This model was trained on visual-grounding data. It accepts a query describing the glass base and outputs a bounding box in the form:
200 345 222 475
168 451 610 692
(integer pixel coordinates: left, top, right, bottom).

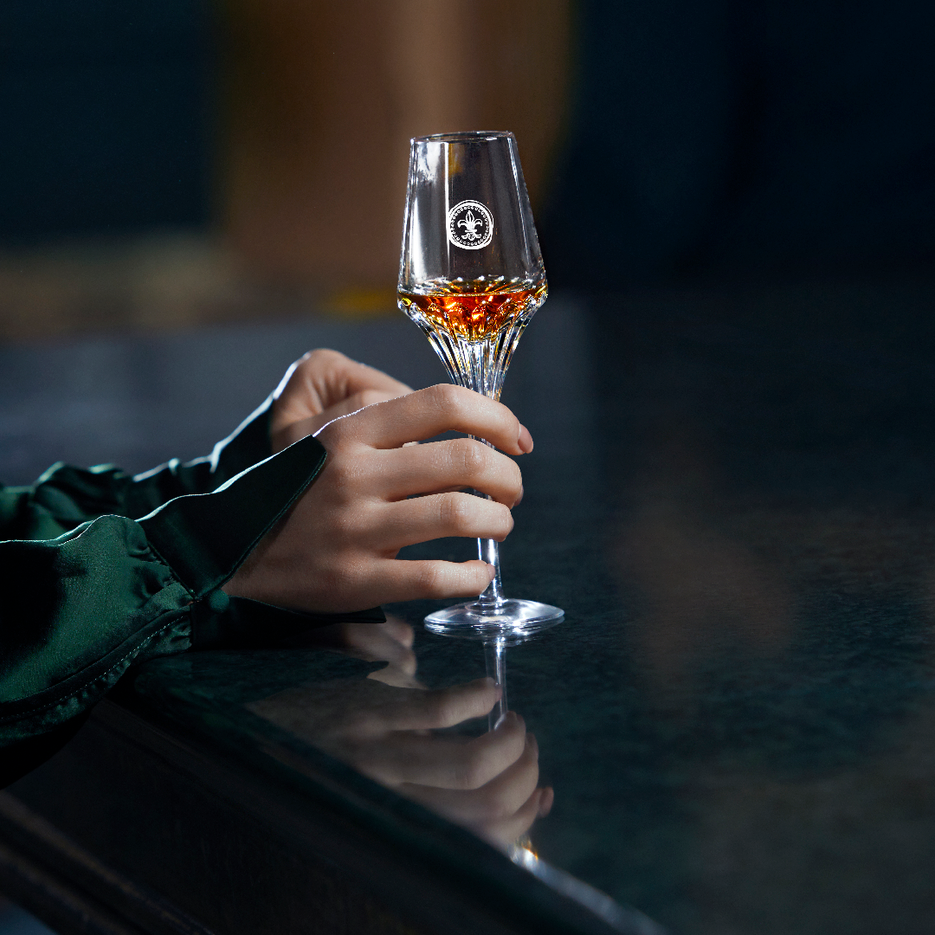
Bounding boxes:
425 598 564 638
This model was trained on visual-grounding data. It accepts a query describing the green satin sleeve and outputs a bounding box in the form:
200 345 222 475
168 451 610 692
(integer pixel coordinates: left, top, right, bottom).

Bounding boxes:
0 430 327 767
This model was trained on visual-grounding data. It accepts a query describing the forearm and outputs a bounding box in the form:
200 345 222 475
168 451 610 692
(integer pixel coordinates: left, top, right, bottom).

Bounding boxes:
0 431 328 784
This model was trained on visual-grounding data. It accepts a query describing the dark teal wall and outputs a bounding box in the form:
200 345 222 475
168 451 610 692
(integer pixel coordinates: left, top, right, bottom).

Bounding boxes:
0 0 214 244
541 0 935 286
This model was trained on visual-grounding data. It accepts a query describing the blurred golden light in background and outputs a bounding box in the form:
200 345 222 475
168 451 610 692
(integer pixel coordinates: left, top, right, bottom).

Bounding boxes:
219 0 572 301
0 0 571 338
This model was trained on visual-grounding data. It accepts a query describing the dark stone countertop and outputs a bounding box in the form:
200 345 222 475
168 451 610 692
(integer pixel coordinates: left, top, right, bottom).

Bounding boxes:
5 279 935 934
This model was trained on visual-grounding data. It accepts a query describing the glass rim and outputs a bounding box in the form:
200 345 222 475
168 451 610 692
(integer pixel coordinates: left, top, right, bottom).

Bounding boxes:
411 130 515 144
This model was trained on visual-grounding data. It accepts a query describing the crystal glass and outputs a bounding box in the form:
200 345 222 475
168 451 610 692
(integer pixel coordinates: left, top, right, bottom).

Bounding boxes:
398 131 564 636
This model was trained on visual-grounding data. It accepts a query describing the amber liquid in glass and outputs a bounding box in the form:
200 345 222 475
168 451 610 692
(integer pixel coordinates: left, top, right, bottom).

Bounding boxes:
398 280 547 343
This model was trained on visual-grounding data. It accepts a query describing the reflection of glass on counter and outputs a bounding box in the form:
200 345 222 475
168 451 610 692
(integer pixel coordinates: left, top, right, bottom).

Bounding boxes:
482 624 562 730
246 618 555 849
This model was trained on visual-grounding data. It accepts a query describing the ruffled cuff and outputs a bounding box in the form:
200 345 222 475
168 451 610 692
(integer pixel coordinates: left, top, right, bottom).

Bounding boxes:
1 432 328 763
142 430 386 648
125 396 275 517
137 430 326 599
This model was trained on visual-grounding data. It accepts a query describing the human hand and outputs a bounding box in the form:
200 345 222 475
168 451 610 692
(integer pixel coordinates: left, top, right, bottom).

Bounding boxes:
248 676 552 846
226 384 533 613
270 348 412 452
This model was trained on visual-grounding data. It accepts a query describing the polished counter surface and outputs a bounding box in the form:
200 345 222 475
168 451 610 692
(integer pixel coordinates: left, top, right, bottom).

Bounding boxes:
4 281 935 934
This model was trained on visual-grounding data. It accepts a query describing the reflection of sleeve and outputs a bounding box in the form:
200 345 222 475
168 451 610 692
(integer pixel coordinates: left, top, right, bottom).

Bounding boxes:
0 426 326 781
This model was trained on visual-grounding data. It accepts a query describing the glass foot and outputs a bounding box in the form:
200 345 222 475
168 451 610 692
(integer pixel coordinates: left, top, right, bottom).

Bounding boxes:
425 598 564 638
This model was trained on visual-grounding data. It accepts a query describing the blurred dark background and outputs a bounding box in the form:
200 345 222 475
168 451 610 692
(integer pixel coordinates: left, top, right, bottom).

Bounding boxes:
0 0 214 244
1 5 935 932
542 0 935 287
1 0 933 339
0 0 570 337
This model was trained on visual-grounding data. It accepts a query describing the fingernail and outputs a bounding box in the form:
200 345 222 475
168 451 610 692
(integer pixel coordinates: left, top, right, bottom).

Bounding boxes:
476 677 502 698
496 710 518 729
518 424 534 453
538 787 554 816
513 485 524 508
527 732 538 756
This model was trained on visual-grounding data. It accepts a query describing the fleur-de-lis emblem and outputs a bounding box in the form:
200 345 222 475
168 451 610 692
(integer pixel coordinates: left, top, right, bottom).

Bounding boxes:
447 200 494 250
458 209 483 241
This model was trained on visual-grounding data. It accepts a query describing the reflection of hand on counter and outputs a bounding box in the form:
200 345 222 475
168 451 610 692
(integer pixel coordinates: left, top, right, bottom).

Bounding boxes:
248 675 552 846
299 616 419 685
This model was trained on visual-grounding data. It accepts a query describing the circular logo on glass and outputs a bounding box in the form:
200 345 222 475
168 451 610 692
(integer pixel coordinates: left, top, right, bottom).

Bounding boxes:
447 200 494 250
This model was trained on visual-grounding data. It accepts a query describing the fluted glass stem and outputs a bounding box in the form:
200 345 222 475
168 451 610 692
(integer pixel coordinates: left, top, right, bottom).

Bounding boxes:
477 535 504 606
419 316 530 612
